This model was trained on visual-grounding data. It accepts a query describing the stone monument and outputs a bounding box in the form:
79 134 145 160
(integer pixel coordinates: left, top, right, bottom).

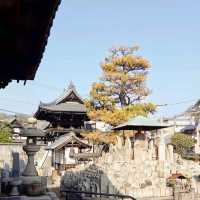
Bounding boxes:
20 124 47 196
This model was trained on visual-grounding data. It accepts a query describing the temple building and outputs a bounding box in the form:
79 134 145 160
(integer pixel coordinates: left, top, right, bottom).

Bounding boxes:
34 82 97 171
35 82 89 141
46 132 91 170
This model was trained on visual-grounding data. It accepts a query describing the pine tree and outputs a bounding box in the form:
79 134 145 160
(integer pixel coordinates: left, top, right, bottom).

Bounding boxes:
85 45 156 126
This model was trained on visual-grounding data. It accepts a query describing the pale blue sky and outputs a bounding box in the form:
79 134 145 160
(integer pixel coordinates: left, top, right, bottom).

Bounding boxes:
0 0 200 117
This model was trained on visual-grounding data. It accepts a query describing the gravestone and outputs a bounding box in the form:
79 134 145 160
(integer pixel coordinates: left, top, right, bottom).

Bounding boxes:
12 152 20 177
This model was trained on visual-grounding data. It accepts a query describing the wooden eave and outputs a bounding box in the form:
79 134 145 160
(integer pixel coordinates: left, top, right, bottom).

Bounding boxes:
0 0 61 83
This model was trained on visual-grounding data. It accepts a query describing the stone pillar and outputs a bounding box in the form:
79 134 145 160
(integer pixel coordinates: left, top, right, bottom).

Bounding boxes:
12 152 20 177
159 136 166 161
195 124 200 154
134 133 147 161
168 144 174 163
148 139 154 160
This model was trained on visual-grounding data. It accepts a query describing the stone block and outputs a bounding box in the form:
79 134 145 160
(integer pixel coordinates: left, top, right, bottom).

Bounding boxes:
21 176 47 196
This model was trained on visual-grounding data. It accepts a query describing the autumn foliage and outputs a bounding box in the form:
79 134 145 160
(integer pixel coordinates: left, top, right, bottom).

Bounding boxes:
81 131 118 144
85 45 156 127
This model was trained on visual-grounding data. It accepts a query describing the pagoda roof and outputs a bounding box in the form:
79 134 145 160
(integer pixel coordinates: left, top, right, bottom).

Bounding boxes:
35 83 87 117
0 0 61 88
40 102 86 113
42 82 84 106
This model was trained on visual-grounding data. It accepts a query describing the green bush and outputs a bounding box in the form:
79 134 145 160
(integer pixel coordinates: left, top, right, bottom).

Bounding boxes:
171 133 196 156
0 123 12 143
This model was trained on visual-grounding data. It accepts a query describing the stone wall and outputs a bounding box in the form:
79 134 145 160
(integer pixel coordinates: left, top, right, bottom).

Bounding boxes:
0 143 25 174
61 136 200 199
61 137 172 199
96 137 173 198
0 143 47 175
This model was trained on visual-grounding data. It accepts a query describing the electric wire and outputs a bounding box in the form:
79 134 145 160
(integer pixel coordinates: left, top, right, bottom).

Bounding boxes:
0 80 200 115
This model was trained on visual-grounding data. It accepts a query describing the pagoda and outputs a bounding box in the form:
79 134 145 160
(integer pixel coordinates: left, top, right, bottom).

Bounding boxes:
34 82 89 140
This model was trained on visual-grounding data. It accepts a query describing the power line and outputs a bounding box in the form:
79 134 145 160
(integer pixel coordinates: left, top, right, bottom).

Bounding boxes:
0 94 199 108
157 98 198 107
0 97 38 106
33 81 200 107
21 79 200 108
0 108 29 115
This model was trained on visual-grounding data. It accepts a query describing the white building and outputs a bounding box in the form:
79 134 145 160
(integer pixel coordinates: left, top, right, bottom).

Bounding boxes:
164 100 200 153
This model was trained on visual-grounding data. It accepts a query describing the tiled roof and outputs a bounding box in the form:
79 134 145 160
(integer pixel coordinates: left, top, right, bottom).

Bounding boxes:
35 83 87 117
47 132 90 150
41 102 87 113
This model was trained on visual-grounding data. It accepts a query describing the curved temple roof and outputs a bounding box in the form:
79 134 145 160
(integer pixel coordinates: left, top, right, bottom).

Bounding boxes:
35 83 87 119
39 102 87 113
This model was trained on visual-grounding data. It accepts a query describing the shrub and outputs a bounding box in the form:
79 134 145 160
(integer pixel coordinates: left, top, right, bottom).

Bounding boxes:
171 133 196 156
0 123 12 143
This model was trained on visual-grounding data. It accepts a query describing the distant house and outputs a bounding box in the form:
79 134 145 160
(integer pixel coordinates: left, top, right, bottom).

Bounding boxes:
85 121 112 132
165 115 196 135
9 118 24 141
164 100 200 153
0 117 25 142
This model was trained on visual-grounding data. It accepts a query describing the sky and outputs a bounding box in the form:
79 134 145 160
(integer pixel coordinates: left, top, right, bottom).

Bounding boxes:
0 0 200 118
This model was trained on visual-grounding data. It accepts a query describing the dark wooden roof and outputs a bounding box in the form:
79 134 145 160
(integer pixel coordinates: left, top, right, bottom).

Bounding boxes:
39 102 87 113
35 83 87 119
0 0 61 88
9 118 24 129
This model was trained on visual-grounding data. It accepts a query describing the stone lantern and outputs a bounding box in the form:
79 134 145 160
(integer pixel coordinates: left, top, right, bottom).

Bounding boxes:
21 127 45 176
20 127 48 196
